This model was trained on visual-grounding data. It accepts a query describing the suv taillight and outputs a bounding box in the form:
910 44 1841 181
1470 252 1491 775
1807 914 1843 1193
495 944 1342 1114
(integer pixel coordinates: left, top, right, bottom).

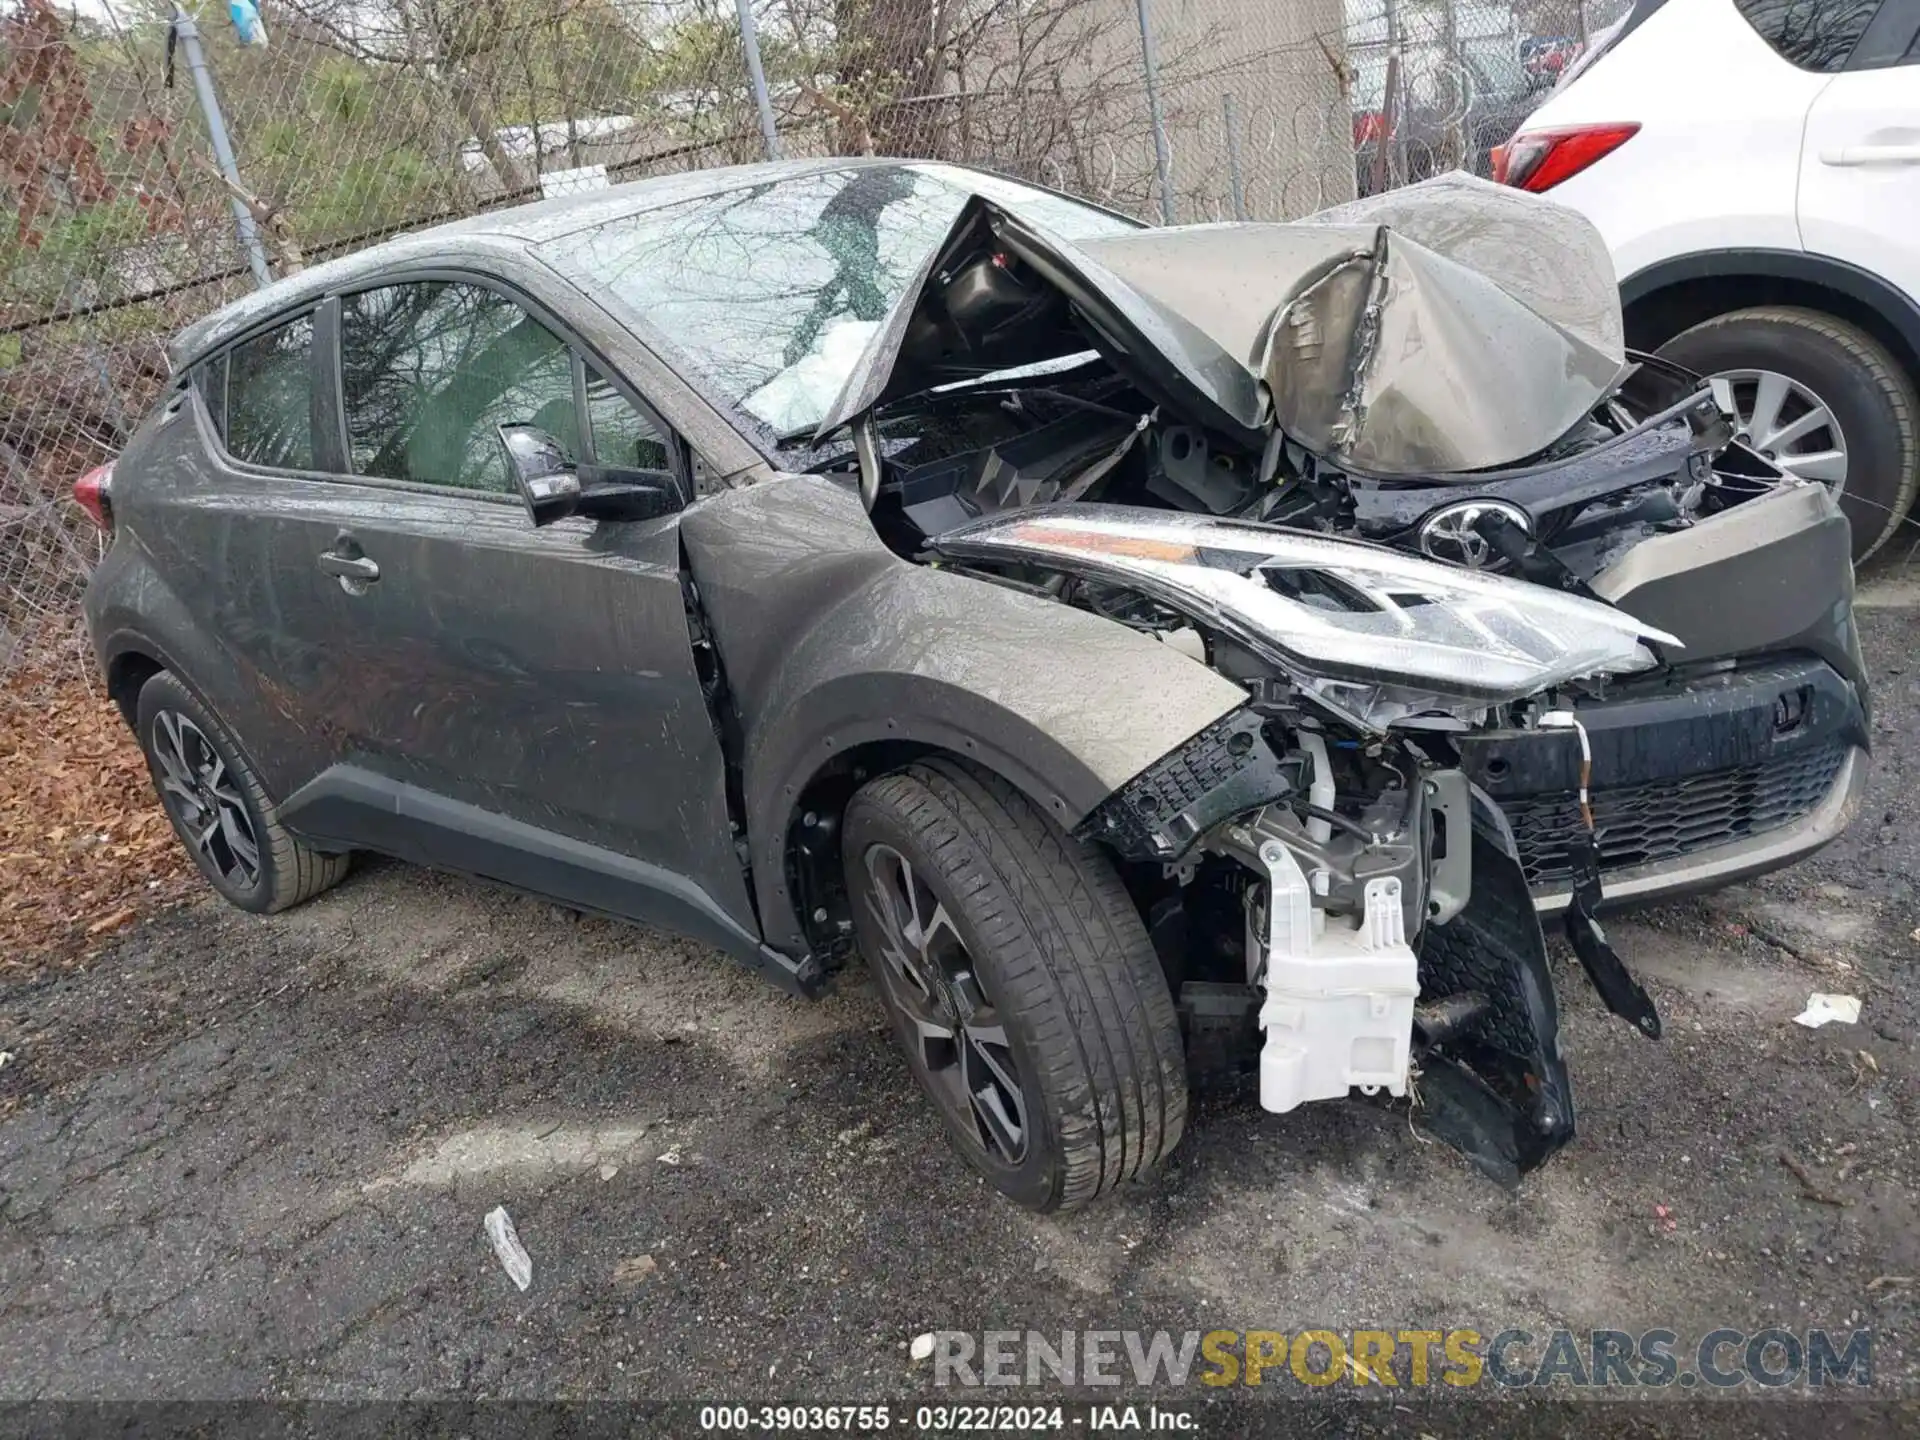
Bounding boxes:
74 462 114 530
1493 123 1640 192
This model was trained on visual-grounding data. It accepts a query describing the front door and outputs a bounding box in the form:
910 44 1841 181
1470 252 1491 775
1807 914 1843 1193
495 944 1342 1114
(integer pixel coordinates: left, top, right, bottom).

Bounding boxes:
277 277 756 938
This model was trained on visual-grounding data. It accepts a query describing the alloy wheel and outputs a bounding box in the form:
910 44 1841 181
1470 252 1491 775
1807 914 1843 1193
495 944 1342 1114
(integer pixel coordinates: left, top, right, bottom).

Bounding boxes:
860 842 1030 1165
1708 369 1850 498
151 709 261 891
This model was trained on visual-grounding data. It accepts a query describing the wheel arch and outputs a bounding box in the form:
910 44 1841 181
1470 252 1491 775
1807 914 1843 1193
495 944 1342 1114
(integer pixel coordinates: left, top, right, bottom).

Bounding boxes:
96 628 277 789
779 736 976 965
748 674 1198 962
105 646 167 729
1620 249 1920 386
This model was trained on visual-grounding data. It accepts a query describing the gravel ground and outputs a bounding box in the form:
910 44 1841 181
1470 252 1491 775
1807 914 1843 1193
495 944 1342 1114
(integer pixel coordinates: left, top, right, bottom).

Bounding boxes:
2 586 1917 1434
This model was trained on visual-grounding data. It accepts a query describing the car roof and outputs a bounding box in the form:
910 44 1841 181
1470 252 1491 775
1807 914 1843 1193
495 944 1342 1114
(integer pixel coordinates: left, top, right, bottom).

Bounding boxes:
167 156 914 370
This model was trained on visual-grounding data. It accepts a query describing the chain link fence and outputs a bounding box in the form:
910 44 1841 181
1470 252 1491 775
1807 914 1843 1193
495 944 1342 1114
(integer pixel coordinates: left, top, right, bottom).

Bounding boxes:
2 0 1626 692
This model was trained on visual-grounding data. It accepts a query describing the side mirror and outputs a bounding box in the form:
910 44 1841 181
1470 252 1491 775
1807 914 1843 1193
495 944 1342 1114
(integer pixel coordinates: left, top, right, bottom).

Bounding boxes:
573 467 683 522
499 422 685 525
499 423 581 527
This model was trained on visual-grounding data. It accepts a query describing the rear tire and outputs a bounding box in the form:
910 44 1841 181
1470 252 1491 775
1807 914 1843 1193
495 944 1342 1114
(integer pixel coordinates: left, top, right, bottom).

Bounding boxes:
136 671 350 914
843 758 1187 1211
1657 306 1920 562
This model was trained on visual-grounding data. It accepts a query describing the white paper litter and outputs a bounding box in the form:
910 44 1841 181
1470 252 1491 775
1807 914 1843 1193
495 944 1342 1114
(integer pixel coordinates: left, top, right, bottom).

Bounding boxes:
1792 993 1861 1029
485 1205 533 1291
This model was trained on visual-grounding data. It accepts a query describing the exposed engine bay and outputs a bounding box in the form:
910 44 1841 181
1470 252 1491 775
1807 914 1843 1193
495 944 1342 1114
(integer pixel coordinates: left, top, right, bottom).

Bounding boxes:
857 346 1782 589
798 174 1819 1180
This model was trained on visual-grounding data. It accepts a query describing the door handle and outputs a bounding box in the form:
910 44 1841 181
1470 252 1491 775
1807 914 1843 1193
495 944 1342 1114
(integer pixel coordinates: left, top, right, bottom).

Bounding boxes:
318 535 380 593
1819 144 1920 167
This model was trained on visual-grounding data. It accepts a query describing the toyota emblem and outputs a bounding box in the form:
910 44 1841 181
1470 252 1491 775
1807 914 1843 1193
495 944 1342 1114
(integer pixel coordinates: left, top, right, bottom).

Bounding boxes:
1415 499 1534 570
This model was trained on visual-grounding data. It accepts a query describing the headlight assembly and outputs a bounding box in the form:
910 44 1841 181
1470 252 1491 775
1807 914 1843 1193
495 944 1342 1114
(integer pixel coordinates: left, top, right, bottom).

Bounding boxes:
931 505 1679 730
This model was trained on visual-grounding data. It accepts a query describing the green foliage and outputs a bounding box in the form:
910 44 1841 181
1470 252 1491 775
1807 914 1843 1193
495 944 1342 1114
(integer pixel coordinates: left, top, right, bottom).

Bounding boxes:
312 57 374 125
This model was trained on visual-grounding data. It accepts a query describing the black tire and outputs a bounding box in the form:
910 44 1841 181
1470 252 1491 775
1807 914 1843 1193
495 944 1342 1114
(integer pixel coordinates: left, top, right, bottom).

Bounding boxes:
135 671 350 914
842 758 1186 1211
1658 306 1920 562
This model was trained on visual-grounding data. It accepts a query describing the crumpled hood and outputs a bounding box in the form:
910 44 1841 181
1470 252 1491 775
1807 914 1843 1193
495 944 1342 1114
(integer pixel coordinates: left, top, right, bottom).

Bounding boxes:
818 172 1628 477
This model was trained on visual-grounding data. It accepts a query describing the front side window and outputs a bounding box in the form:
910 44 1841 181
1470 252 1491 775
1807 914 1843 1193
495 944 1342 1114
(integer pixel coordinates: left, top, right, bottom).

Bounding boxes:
1735 0 1881 71
585 364 670 471
193 355 227 439
339 281 578 493
225 314 313 470
538 165 1138 444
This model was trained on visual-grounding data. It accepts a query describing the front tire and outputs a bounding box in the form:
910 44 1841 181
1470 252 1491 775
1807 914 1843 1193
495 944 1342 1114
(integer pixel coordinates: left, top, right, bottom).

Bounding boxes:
1658 306 1920 562
136 671 350 914
843 758 1187 1211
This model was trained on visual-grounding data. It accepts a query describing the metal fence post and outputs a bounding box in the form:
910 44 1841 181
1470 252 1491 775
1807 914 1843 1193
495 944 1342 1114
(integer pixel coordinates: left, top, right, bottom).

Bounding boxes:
170 5 272 288
1222 93 1247 221
1383 0 1408 190
1132 0 1175 224
734 0 784 162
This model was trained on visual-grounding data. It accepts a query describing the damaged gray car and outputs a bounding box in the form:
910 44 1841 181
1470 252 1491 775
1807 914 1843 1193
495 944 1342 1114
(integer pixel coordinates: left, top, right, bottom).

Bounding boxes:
82 160 1865 1210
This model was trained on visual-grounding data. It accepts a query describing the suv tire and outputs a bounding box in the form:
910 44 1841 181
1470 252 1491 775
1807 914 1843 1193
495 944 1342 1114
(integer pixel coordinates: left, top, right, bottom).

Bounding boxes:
843 758 1187 1211
136 671 350 914
1658 306 1920 562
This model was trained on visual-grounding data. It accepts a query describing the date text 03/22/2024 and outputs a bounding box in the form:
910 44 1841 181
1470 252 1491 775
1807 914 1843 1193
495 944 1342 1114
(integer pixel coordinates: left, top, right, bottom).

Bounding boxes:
697 1405 1194 1431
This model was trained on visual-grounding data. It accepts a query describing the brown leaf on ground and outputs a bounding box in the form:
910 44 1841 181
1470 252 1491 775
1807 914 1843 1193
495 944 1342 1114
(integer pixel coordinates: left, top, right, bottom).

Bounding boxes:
0 671 194 977
84 905 138 936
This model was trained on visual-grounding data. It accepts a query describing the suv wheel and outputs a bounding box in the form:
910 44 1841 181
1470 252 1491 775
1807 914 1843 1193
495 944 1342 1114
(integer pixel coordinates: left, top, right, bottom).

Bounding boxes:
842 758 1187 1211
1658 306 1920 562
136 671 351 914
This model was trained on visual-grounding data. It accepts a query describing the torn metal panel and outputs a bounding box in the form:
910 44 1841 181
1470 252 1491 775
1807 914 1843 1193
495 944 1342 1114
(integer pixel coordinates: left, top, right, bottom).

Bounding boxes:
1264 228 1627 475
1301 170 1626 361
820 173 1630 477
814 195 1261 445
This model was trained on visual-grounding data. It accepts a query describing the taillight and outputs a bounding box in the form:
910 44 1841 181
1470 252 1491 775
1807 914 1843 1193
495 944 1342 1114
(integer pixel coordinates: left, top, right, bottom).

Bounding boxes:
1494 123 1640 193
74 462 114 530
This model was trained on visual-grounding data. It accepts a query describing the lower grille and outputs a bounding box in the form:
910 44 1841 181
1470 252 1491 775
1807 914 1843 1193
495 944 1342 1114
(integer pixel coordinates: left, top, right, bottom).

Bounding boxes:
1504 740 1849 890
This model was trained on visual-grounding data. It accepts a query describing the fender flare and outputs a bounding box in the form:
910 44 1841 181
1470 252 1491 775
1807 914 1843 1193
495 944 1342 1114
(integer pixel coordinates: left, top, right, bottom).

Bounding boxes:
1619 248 1920 374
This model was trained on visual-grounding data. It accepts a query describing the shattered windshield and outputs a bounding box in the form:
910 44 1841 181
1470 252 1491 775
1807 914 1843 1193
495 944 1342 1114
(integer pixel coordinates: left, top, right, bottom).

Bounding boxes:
538 164 1138 447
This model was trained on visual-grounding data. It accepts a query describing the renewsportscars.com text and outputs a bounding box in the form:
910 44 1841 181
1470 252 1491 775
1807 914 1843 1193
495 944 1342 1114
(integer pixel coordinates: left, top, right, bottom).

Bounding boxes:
929 1327 1873 1390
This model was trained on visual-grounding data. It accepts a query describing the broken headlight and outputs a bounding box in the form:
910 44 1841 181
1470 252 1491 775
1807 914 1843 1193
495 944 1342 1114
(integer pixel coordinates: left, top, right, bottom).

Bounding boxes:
930 505 1679 730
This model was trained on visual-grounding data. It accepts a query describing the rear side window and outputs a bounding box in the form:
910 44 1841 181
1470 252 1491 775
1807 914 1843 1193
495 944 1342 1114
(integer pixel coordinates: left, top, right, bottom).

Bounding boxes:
1735 0 1882 71
339 281 577 494
225 314 314 470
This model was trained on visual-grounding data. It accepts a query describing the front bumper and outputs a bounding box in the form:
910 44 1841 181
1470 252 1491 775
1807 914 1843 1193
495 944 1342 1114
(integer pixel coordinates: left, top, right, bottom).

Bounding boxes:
1528 744 1865 913
1456 656 1870 912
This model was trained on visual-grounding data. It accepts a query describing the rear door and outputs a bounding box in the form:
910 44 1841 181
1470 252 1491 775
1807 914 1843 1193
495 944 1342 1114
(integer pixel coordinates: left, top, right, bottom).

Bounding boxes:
1797 0 1920 304
254 275 756 937
159 306 343 803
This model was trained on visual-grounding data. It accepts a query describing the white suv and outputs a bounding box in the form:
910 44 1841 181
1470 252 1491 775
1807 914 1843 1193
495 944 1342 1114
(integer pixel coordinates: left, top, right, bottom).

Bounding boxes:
1499 0 1920 560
